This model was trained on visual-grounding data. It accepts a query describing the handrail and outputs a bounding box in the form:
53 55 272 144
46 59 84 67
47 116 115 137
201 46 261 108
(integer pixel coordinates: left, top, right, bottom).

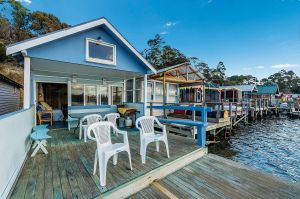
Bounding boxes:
147 105 212 147
147 105 212 112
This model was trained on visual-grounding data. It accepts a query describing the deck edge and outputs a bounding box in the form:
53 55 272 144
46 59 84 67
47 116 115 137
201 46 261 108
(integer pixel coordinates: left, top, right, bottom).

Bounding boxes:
98 147 208 199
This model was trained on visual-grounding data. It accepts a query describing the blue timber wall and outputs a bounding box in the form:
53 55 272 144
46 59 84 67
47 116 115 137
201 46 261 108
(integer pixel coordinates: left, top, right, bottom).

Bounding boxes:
27 26 148 74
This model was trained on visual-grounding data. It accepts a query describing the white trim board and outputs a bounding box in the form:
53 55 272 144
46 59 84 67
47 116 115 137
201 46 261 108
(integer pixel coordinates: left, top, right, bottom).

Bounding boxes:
6 18 157 74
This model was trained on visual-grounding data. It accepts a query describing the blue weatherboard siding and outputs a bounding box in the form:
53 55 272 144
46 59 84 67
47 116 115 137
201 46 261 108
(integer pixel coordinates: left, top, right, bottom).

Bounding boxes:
27 26 148 74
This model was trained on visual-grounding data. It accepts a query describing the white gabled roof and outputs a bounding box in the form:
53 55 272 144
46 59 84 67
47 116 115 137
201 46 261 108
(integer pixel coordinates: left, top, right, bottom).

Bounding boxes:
6 17 156 73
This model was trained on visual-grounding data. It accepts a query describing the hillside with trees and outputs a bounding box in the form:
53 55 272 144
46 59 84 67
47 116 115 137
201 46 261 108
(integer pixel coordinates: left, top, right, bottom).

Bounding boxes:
0 0 69 85
1 1 299 94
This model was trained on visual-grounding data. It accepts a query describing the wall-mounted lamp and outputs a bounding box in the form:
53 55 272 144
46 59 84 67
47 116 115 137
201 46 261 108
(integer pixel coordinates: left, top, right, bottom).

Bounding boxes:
71 74 78 83
102 78 106 85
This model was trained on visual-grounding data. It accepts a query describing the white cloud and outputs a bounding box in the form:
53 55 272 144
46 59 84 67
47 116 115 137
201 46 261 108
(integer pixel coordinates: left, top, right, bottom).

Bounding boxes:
16 0 32 4
164 21 177 28
271 64 299 69
159 31 168 35
255 65 265 69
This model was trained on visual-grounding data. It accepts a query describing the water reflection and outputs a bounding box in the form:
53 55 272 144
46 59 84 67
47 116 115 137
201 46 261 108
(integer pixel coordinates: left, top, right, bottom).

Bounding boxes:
209 116 300 183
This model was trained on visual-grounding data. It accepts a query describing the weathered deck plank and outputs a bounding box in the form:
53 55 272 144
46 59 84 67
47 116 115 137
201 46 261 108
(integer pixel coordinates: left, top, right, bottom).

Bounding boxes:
129 154 300 199
9 128 199 199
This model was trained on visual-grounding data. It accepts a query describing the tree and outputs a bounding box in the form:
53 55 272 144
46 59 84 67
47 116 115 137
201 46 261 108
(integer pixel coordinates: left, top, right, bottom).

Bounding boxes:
0 0 69 44
9 0 33 41
0 0 70 86
210 61 227 85
142 34 189 69
226 75 258 85
29 11 69 35
268 70 300 93
195 61 211 80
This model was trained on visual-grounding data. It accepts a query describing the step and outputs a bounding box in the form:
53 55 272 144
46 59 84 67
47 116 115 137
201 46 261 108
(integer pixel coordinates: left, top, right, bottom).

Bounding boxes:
98 147 208 199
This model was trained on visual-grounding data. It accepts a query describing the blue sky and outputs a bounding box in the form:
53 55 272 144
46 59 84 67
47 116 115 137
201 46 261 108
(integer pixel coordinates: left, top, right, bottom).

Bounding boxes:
19 0 300 79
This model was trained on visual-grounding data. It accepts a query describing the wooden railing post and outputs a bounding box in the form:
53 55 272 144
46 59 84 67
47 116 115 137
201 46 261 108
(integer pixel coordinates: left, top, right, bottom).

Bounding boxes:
198 107 207 147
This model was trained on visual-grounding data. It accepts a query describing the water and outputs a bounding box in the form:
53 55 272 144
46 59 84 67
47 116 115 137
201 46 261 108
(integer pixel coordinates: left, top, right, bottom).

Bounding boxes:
209 116 300 183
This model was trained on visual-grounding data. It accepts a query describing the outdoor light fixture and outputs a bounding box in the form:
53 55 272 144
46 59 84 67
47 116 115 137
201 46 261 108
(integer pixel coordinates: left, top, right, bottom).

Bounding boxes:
102 78 106 85
71 74 78 83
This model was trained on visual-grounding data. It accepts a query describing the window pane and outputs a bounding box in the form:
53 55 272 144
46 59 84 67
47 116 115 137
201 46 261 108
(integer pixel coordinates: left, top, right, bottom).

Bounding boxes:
135 78 144 103
84 85 97 105
147 83 152 102
169 84 178 96
155 82 163 102
126 79 133 90
126 91 133 102
71 84 84 106
135 90 143 102
168 96 177 103
88 41 114 61
100 86 108 105
112 87 122 105
156 83 163 95
135 78 144 90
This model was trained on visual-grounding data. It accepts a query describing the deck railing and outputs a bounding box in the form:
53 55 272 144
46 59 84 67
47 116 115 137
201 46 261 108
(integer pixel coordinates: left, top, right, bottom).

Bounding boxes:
0 105 35 199
147 105 212 147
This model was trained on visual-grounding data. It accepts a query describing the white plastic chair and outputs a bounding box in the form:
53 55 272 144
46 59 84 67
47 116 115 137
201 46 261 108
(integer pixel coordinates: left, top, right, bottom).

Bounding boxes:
80 114 102 142
135 116 170 164
87 121 133 186
103 113 120 135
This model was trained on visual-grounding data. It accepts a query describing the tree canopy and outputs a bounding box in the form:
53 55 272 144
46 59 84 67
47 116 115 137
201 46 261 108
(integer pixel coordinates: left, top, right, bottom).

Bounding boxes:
0 0 69 50
267 70 300 93
142 34 190 69
142 34 227 85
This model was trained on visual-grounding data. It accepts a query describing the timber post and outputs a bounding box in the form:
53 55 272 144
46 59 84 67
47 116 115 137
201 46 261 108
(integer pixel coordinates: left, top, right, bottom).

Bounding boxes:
198 106 208 147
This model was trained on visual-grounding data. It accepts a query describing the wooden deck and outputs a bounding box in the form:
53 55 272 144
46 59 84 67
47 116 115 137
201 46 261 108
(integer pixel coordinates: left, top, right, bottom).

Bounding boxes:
10 128 201 199
130 154 300 199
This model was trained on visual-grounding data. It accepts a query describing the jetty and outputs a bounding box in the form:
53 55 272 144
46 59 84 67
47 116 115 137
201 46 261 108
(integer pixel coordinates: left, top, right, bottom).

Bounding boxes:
10 129 300 199
130 154 300 199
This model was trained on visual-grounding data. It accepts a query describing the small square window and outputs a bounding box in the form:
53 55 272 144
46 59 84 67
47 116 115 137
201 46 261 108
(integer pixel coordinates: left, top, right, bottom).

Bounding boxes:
86 38 116 65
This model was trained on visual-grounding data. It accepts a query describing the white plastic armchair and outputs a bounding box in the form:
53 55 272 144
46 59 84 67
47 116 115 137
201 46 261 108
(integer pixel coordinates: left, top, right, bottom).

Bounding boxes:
103 113 120 135
80 114 102 142
135 116 170 164
87 121 133 186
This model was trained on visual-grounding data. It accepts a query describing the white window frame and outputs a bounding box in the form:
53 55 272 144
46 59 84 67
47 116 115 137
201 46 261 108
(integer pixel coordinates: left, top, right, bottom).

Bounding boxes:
86 38 116 65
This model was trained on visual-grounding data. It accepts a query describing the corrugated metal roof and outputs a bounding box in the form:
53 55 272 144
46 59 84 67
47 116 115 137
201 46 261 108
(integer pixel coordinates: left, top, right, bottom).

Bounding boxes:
220 84 257 92
0 74 22 88
257 85 279 95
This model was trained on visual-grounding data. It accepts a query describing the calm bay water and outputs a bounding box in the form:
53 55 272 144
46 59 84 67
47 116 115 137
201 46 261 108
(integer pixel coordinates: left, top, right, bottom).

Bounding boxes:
209 117 300 183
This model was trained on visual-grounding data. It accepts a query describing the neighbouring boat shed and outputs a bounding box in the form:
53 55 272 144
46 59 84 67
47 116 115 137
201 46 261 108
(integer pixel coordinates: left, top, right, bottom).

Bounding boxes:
256 84 279 105
0 74 22 115
148 62 206 105
220 84 257 102
205 82 222 103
